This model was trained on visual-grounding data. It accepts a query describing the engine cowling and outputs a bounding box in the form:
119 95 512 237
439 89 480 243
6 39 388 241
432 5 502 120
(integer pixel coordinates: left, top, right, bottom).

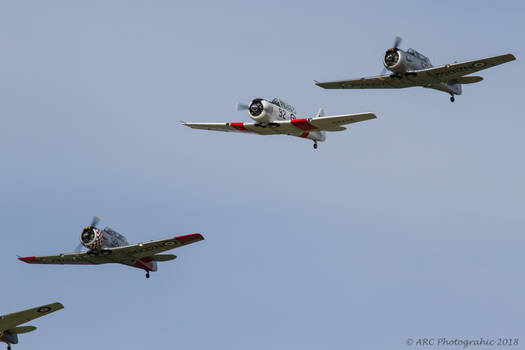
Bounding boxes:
248 98 274 124
80 227 104 250
383 48 407 73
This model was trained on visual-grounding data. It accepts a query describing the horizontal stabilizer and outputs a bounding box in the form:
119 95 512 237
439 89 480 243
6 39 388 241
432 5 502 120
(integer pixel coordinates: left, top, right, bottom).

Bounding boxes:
150 254 177 262
452 76 483 84
7 326 37 334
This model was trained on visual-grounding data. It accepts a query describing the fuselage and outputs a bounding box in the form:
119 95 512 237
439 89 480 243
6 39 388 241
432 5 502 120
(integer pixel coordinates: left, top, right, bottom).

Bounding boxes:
383 47 461 95
80 226 158 272
247 98 326 141
247 97 297 124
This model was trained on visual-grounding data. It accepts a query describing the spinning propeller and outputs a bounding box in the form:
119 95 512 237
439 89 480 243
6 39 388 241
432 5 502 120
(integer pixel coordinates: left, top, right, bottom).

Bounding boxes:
391 35 403 50
236 103 249 111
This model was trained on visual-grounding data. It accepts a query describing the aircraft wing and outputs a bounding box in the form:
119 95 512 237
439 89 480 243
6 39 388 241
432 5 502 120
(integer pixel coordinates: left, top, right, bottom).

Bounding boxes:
275 113 377 132
107 233 204 260
0 303 63 331
315 75 413 89
415 53 515 81
18 234 204 265
18 252 110 265
182 121 275 135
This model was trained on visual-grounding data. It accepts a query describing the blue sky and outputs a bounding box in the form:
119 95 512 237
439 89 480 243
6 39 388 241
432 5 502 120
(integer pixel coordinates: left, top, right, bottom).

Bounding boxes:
0 1 524 349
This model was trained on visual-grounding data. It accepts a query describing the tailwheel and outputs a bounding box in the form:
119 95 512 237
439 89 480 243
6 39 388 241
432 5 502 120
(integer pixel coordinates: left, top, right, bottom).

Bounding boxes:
7 345 11 350
313 141 318 150
146 271 150 279
450 95 455 103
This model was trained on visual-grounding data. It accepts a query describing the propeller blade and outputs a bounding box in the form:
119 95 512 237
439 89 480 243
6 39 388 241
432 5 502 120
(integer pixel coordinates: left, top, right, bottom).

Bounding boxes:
90 216 100 228
236 103 249 111
392 35 403 49
74 242 84 253
380 67 387 76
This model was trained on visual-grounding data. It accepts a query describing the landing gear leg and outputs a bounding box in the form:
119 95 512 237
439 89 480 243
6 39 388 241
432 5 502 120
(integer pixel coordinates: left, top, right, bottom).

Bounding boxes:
146 271 150 279
450 94 455 103
313 141 318 150
7 344 11 350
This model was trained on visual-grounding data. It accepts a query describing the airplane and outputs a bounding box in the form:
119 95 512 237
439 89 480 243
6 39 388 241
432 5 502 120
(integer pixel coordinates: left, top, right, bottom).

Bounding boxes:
315 36 516 102
18 217 204 279
182 97 376 149
0 302 63 350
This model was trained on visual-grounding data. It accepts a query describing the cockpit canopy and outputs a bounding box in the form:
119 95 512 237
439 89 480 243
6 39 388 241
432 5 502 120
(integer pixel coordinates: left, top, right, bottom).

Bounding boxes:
271 98 296 114
406 48 431 65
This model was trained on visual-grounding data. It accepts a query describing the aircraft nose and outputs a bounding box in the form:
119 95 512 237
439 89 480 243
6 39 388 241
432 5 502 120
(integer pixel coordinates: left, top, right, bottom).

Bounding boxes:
249 100 264 117
81 228 95 244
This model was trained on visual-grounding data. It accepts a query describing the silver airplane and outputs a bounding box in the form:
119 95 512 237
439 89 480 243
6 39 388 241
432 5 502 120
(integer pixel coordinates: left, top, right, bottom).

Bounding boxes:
0 302 63 350
182 97 376 149
315 36 516 102
19 216 204 279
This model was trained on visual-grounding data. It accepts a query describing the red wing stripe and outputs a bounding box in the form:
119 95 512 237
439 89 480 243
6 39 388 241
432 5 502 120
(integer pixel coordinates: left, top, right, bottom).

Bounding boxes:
299 132 309 138
18 256 38 263
291 119 317 130
230 122 248 131
174 233 205 244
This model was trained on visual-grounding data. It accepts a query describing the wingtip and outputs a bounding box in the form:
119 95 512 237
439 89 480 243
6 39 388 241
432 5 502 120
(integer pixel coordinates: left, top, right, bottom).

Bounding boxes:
174 233 205 243
48 302 65 310
18 256 37 263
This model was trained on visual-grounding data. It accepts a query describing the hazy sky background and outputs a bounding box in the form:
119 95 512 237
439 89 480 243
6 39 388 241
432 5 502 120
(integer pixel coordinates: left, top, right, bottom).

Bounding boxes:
1 1 524 349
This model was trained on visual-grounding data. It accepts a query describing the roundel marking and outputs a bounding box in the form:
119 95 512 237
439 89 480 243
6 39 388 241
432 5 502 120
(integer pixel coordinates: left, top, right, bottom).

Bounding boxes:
38 307 52 313
164 241 176 246
473 62 487 68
